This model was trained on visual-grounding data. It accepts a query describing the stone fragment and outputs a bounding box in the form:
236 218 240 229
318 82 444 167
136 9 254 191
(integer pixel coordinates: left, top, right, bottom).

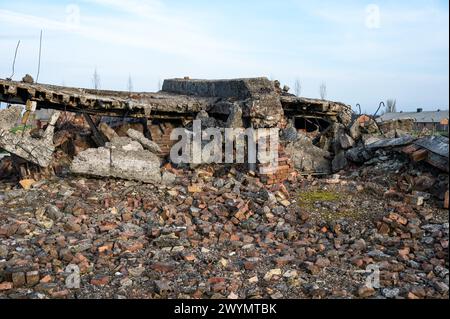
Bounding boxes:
12 272 26 288
285 133 331 174
19 179 36 190
264 269 282 281
0 282 13 290
91 275 110 286
45 205 63 221
315 257 331 268
98 122 119 141
127 128 162 154
154 280 171 294
382 288 400 299
357 286 375 298
26 271 40 286
162 171 177 185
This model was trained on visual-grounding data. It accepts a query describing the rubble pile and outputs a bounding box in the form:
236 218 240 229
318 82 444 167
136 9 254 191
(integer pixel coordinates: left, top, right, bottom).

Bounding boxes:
0 76 448 299
0 168 448 299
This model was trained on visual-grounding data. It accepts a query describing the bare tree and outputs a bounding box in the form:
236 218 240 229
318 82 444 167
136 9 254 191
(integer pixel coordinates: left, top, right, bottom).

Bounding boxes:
319 82 327 100
385 99 397 113
127 75 133 93
294 78 302 97
92 68 101 90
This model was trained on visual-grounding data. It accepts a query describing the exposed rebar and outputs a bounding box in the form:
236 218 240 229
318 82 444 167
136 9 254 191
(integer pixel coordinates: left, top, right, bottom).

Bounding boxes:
9 40 21 80
36 30 43 83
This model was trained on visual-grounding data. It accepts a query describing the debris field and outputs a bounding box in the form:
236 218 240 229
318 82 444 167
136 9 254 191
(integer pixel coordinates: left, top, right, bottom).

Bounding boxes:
0 75 448 299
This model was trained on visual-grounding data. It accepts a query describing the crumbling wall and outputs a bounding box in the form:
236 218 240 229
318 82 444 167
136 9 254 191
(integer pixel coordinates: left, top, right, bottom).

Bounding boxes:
148 122 178 156
378 118 415 135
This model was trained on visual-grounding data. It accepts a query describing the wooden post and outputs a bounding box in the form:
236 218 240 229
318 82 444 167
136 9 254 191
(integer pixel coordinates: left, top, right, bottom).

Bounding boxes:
82 113 106 147
444 190 449 210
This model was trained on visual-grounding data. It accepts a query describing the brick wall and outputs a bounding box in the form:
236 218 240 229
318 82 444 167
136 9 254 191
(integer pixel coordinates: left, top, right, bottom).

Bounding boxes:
148 121 178 157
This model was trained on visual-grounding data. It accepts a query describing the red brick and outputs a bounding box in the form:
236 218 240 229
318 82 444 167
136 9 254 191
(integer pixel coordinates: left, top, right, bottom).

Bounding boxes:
91 275 110 286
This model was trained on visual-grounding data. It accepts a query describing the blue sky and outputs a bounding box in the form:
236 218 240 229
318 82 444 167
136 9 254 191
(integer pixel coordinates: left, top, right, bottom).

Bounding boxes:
0 0 448 113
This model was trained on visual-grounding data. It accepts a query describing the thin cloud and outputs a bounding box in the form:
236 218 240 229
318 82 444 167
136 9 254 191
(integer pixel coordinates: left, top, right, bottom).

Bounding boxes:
0 0 447 111
0 3 248 66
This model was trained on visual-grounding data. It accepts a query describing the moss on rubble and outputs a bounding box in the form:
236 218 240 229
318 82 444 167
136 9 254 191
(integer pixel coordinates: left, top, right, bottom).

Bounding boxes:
299 189 368 222
9 125 32 134
299 190 340 206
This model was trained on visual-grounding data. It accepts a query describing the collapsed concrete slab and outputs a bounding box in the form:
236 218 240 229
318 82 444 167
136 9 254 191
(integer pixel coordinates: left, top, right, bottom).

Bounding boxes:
126 128 162 154
246 94 284 128
162 77 274 99
70 138 162 183
345 134 449 173
109 136 144 152
285 133 331 174
0 105 23 129
0 110 60 167
412 135 449 172
414 135 449 158
365 135 416 150
162 78 285 128
0 78 218 119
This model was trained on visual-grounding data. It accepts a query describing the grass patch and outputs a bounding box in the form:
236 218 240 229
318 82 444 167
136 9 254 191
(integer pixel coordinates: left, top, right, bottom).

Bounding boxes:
298 190 365 222
298 189 341 211
9 125 32 134
299 190 340 205
318 209 363 222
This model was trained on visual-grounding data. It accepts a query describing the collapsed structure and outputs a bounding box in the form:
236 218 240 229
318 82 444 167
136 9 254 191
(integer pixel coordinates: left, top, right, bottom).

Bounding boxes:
0 76 448 199
0 77 353 181
1 76 449 300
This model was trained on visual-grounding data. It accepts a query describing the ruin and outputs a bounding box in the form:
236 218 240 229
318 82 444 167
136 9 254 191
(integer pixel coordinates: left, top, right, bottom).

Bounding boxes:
0 75 447 189
0 76 448 300
0 77 354 183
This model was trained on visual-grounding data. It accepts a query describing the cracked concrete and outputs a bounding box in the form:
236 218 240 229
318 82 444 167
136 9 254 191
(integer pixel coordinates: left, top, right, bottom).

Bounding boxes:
0 110 60 167
70 137 162 183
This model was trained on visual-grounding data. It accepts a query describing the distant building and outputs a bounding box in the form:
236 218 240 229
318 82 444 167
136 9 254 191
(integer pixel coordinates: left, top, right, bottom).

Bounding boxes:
377 109 449 132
